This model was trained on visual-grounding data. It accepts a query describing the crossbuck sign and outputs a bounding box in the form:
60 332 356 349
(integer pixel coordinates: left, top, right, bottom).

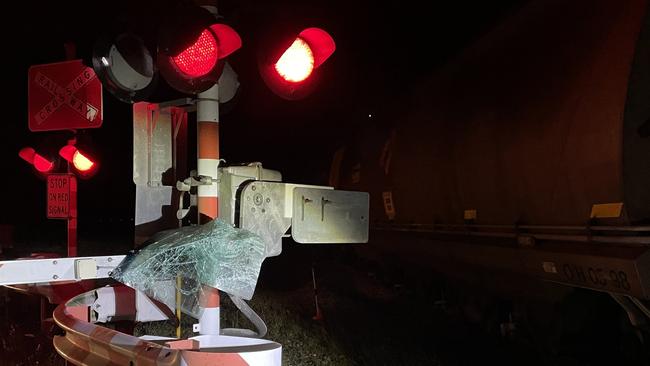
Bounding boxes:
28 60 103 131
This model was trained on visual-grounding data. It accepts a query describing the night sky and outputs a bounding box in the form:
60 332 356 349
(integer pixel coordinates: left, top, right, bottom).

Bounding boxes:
0 0 525 246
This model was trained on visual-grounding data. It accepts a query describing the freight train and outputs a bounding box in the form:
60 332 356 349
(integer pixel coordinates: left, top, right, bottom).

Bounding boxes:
331 0 650 360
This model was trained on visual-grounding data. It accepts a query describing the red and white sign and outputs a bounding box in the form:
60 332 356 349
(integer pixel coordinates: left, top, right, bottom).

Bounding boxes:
47 174 76 219
28 60 102 132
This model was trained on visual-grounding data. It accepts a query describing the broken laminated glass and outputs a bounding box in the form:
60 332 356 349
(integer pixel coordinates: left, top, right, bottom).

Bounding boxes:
110 219 266 318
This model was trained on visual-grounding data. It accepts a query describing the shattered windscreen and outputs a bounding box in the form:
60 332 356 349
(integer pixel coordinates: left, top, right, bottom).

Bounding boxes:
110 219 266 318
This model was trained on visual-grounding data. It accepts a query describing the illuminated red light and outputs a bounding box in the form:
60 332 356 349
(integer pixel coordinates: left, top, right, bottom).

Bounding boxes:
72 151 94 172
34 154 54 173
259 27 334 100
172 30 218 77
158 23 241 94
19 147 54 173
59 145 96 175
275 38 314 82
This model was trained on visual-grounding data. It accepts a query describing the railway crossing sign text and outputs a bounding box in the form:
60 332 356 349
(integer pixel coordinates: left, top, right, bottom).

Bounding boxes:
28 60 103 131
47 174 76 219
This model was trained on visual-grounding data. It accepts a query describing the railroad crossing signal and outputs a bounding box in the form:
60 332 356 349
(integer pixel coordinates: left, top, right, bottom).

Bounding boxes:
259 27 336 100
92 4 241 101
90 5 337 103
18 142 85 257
59 144 98 178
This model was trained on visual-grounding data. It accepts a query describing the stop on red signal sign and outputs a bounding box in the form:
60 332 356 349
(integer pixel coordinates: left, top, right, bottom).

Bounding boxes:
47 174 76 219
28 60 103 132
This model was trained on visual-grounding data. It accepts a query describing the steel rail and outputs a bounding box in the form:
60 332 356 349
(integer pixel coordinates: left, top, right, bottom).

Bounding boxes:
375 223 650 232
373 224 650 245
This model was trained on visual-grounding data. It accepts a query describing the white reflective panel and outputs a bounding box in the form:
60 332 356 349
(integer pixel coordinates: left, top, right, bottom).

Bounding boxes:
292 188 369 244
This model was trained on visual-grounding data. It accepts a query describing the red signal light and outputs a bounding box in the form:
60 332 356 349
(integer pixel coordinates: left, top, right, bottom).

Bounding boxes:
172 30 219 77
72 150 95 172
59 145 97 177
34 154 54 173
158 23 241 94
275 38 314 82
19 147 54 173
259 27 335 100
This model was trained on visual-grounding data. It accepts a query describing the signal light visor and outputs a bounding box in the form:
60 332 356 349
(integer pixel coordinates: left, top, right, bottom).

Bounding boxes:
19 147 54 173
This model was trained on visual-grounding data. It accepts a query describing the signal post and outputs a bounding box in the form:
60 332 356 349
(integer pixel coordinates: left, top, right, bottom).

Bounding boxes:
24 59 103 257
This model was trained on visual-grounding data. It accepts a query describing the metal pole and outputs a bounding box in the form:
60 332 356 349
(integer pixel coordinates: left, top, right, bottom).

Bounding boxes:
67 145 78 257
67 182 77 257
196 84 220 223
176 275 182 338
196 82 221 335
64 42 78 258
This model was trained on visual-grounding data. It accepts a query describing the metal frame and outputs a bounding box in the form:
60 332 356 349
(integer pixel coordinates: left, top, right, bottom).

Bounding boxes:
0 255 125 286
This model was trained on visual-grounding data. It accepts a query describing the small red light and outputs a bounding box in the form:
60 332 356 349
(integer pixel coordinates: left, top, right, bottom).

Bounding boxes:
33 154 54 173
275 38 315 83
19 147 53 173
172 30 219 77
59 145 96 175
72 151 94 172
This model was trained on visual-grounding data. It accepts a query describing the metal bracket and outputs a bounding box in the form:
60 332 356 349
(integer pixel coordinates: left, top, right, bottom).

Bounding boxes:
176 174 219 191
158 97 197 112
0 255 125 286
176 172 220 220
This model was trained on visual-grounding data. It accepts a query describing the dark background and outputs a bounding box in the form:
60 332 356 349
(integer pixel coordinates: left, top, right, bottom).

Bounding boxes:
0 0 524 250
